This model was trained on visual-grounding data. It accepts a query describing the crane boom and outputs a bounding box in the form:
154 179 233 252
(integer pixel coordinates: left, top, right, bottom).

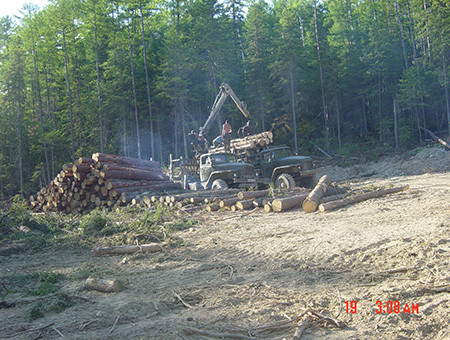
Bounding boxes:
199 83 252 137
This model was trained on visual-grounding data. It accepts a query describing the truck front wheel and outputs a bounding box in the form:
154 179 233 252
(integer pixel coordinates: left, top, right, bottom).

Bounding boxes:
211 179 229 190
274 173 296 190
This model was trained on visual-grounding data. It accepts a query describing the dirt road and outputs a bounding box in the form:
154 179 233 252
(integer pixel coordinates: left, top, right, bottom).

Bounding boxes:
1 171 449 339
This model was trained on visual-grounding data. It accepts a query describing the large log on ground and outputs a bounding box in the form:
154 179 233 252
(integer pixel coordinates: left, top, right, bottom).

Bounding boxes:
272 194 309 212
219 197 240 208
318 185 410 212
92 243 165 256
237 189 269 200
236 199 255 210
84 277 125 292
302 175 332 213
252 197 265 207
320 193 348 204
92 153 161 169
206 204 220 212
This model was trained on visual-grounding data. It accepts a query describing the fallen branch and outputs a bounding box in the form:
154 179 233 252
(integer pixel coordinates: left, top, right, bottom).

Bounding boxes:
92 243 165 256
172 290 193 309
420 127 450 150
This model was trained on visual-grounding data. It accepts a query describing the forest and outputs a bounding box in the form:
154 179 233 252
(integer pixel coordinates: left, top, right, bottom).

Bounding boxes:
0 0 448 198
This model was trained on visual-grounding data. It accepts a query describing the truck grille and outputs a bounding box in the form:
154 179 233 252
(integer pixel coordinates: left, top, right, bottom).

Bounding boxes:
241 166 254 178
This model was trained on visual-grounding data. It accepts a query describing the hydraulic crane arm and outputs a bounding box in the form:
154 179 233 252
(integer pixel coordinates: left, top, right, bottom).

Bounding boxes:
199 83 252 137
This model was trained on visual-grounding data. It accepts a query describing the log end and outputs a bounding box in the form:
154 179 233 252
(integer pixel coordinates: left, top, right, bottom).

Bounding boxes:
302 199 318 213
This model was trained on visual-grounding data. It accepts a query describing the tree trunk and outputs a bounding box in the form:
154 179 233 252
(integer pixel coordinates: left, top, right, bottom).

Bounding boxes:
393 96 399 148
62 27 75 162
127 29 141 159
32 44 50 184
313 0 329 149
318 185 409 212
93 0 103 153
289 65 298 153
139 0 154 160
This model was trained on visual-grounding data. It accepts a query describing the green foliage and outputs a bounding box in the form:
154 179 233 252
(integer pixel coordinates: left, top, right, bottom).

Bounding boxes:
0 0 448 199
79 209 111 235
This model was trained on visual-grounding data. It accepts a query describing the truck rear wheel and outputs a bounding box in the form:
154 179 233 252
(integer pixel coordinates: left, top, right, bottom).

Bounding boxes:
274 173 296 190
211 179 228 190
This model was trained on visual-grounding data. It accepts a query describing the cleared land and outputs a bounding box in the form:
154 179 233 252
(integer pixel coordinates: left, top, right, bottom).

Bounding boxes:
1 147 449 339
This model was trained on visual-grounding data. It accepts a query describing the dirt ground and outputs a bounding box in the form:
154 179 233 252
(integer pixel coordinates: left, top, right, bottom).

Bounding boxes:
1 147 449 339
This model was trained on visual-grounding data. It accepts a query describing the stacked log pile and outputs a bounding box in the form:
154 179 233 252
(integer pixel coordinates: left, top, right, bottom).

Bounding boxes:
209 131 273 153
29 154 182 213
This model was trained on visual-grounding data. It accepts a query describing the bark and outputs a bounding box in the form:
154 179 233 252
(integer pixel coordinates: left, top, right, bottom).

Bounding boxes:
289 65 298 153
393 96 399 148
236 199 254 210
271 194 308 212
219 197 240 208
93 0 103 152
92 153 160 169
318 185 409 212
32 43 50 184
313 0 329 149
139 0 154 160
237 189 269 200
127 29 141 159
302 175 332 212
62 27 75 162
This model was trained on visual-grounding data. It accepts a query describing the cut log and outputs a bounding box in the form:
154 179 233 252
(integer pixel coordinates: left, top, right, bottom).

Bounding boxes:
272 194 309 212
318 185 410 212
237 189 269 200
92 243 165 256
302 175 332 213
100 169 168 181
219 198 240 208
92 153 161 169
84 277 125 293
320 193 348 204
75 157 94 166
206 204 220 212
252 197 264 207
236 199 255 210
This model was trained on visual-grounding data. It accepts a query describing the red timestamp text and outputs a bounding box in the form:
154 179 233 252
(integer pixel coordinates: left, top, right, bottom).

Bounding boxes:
344 300 419 314
376 300 419 314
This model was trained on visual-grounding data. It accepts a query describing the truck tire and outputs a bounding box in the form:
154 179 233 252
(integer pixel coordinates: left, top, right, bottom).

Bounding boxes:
211 179 229 190
274 173 296 190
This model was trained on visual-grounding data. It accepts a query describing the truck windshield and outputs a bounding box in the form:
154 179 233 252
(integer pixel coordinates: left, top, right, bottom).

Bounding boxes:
211 154 236 163
273 148 295 158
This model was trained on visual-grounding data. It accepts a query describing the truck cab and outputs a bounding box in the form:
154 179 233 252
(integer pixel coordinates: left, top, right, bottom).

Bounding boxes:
252 146 316 189
198 152 259 190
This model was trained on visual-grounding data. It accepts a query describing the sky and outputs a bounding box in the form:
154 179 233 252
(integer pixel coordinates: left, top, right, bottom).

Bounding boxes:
0 0 50 19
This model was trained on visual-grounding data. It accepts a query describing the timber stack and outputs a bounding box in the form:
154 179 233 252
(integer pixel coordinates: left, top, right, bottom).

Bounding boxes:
209 131 273 153
29 153 182 214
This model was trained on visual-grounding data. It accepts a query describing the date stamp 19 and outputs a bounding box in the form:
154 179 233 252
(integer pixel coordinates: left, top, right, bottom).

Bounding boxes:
344 300 419 314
